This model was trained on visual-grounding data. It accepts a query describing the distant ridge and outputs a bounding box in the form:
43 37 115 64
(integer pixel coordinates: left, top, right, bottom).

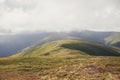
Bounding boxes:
1 30 120 57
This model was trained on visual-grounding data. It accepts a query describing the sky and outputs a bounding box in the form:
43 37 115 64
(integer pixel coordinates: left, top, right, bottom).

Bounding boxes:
0 0 120 34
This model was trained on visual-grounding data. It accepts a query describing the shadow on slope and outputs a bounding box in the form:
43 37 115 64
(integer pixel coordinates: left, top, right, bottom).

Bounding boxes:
61 43 120 56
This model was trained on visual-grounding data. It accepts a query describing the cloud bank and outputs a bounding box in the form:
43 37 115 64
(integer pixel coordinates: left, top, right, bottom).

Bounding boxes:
0 0 120 34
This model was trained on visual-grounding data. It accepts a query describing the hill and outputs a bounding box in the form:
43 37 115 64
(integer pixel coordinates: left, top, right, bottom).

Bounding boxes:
1 40 120 80
14 40 120 57
0 32 75 57
0 32 50 57
69 30 120 47
25 32 75 50
1 30 120 57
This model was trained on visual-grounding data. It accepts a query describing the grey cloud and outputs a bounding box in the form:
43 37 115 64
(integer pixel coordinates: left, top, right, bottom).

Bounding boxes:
0 27 12 34
0 0 120 33
4 0 38 11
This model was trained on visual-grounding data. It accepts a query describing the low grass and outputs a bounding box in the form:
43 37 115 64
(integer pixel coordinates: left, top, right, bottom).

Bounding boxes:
0 40 120 80
0 56 120 80
14 40 120 57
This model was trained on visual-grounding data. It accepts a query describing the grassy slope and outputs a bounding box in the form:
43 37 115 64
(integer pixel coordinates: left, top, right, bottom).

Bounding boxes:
0 40 120 80
15 40 120 57
22 33 76 51
0 56 120 80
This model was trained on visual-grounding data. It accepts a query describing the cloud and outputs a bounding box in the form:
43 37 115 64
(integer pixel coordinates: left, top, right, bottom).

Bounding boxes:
5 0 38 11
0 0 120 34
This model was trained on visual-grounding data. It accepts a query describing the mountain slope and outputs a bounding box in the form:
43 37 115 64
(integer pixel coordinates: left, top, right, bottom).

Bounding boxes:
104 32 120 47
14 40 120 57
69 30 111 44
1 40 120 80
1 30 120 57
24 32 76 50
0 32 51 57
0 32 76 57
69 31 120 47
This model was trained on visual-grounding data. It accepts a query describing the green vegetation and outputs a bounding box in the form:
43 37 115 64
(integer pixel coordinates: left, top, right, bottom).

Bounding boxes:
0 40 120 80
15 40 120 57
0 56 120 80
61 42 120 56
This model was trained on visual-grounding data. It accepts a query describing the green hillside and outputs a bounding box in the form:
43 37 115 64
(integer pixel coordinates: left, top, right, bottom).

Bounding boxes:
14 40 120 57
1 40 120 80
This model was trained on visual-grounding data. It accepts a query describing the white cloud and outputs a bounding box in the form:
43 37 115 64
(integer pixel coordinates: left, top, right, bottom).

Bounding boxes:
0 0 120 34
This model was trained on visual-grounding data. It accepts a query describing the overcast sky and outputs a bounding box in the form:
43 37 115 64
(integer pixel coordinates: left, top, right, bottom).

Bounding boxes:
0 0 120 34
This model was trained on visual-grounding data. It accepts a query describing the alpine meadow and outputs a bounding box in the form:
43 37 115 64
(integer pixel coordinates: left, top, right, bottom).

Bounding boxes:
0 0 120 80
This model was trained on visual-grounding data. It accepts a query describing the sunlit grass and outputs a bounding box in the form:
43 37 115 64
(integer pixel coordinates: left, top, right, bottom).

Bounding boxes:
0 56 120 80
0 39 120 80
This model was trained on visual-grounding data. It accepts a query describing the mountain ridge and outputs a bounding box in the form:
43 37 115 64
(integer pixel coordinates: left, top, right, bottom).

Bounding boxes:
1 30 120 57
13 39 120 57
